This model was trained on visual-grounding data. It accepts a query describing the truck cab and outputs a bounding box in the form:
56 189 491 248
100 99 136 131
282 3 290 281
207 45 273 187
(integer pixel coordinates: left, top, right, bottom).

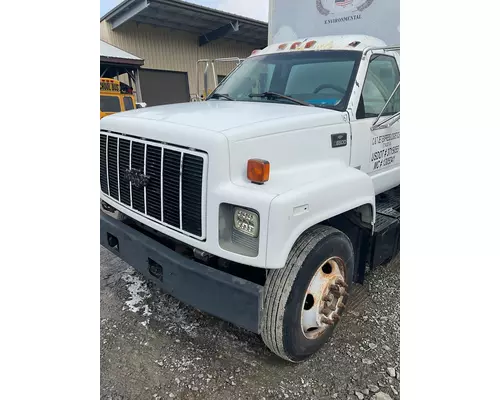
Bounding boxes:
210 35 400 194
100 34 400 363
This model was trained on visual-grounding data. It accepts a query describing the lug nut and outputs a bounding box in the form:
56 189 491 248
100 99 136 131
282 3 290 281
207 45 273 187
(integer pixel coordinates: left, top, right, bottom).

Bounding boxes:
322 294 334 302
335 278 348 288
330 284 340 292
320 316 334 326
321 306 334 316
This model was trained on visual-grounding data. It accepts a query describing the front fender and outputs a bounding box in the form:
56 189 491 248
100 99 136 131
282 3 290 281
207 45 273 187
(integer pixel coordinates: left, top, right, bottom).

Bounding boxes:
265 165 375 269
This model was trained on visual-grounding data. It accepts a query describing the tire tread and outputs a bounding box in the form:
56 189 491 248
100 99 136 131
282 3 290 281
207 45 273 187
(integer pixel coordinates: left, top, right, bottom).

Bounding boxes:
261 225 344 362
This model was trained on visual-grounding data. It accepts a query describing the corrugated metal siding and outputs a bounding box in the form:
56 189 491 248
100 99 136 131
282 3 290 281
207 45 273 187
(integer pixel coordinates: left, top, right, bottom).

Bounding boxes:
100 21 257 97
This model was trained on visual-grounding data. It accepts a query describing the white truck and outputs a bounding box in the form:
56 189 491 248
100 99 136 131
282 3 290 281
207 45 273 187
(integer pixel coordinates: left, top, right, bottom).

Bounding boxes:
100 0 400 362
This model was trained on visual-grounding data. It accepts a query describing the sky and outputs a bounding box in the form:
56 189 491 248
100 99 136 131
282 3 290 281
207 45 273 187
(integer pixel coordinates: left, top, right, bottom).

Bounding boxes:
100 0 269 22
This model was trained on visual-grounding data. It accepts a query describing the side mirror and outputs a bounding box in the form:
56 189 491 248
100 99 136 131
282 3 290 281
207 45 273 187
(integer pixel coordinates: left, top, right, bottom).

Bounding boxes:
371 82 400 130
371 112 400 131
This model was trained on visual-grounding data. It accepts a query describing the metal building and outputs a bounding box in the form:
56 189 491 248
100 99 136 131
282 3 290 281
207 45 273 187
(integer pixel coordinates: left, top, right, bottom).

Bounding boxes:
100 0 268 106
100 40 145 102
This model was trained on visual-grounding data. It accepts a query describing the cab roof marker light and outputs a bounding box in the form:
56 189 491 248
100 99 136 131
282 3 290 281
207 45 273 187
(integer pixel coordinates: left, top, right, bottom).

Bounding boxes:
290 41 302 50
304 40 317 49
278 43 288 50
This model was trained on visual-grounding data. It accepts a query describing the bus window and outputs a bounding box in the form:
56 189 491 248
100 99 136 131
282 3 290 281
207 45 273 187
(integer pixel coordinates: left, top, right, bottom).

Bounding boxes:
100 96 121 113
123 96 135 111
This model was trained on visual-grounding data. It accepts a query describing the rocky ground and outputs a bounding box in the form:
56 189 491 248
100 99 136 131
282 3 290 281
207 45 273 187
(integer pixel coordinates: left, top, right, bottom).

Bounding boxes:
101 247 400 400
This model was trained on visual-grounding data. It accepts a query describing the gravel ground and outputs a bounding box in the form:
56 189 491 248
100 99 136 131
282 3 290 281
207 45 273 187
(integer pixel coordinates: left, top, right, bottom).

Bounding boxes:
101 246 400 400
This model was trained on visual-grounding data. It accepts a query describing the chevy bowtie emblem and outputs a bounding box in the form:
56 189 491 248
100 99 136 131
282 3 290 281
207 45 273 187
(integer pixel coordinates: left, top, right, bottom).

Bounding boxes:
124 168 150 188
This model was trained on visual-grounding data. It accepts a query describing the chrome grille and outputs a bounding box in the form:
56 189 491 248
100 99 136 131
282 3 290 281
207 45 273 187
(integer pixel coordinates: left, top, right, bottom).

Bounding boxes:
100 132 207 239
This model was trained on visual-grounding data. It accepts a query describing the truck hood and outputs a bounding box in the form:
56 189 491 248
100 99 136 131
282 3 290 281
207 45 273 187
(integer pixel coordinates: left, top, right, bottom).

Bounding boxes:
102 100 345 141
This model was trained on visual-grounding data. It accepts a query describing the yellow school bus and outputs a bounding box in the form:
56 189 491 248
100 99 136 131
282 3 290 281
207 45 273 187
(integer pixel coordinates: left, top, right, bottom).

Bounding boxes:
100 78 137 119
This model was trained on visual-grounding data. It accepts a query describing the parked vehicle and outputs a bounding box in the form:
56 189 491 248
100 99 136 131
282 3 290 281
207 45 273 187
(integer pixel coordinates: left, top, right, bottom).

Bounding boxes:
100 0 400 362
192 57 245 101
100 78 137 119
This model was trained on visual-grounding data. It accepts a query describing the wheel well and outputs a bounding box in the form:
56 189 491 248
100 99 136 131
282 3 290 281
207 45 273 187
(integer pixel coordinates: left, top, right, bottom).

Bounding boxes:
281 204 374 285
325 204 374 231
287 204 374 252
323 204 374 284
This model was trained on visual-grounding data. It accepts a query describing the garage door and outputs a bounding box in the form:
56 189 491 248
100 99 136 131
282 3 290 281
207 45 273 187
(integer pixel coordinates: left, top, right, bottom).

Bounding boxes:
139 69 190 106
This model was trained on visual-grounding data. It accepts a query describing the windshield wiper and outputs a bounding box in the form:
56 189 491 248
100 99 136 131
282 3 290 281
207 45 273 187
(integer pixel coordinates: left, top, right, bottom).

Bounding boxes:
209 93 234 101
248 92 311 107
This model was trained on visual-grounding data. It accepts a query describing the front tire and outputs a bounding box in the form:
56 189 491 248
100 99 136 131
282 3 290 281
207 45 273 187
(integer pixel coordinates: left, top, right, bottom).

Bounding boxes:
260 225 354 362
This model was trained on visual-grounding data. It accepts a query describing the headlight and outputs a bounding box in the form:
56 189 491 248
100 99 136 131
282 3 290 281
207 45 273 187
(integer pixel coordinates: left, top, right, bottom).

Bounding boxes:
219 204 260 257
233 207 259 238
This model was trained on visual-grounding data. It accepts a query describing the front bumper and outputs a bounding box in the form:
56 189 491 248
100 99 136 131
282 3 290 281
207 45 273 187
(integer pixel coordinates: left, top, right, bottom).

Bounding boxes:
100 212 263 333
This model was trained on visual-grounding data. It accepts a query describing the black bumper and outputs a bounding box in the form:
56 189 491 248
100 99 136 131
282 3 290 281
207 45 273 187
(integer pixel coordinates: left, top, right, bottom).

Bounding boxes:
100 213 263 333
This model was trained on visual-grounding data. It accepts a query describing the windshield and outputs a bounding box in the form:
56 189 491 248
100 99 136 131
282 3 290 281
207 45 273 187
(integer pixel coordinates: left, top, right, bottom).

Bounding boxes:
100 95 121 113
210 50 362 110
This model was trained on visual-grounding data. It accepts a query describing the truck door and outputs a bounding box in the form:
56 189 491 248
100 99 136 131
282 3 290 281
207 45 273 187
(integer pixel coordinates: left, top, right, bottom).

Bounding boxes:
349 52 400 194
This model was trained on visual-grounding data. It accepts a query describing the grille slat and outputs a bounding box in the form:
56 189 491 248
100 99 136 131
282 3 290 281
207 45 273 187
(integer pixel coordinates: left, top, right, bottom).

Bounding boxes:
181 187 204 198
131 142 145 213
163 150 182 228
118 139 131 206
146 145 162 220
108 137 119 200
100 133 205 239
182 154 204 236
100 134 108 194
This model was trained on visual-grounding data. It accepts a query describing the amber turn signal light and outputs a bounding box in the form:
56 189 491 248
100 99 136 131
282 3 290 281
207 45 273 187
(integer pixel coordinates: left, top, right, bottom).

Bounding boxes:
247 159 270 184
